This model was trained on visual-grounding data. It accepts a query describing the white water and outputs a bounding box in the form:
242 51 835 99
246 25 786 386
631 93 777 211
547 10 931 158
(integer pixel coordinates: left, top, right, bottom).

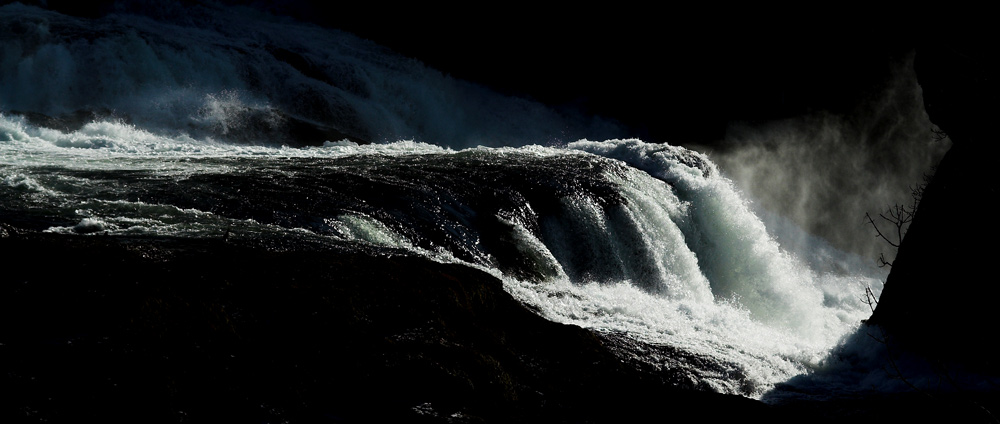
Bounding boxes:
504 140 882 396
0 116 885 397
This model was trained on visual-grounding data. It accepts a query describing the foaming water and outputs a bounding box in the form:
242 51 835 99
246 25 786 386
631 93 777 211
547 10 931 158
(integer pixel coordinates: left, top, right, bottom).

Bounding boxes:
569 140 874 335
0 112 450 164
0 116 885 397
502 140 881 396
0 107 888 398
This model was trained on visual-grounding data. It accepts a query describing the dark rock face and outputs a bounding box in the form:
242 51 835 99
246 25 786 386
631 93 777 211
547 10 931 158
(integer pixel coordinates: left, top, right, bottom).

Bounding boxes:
867 41 1000 371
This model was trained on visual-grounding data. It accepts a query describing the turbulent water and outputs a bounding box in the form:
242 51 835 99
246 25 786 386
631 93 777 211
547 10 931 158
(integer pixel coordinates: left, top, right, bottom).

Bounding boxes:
1 1 907 402
0 120 885 398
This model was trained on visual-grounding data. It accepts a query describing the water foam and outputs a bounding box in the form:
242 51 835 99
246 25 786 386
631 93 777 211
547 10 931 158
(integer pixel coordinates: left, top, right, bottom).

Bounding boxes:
1 123 884 397
0 113 453 165
485 139 884 396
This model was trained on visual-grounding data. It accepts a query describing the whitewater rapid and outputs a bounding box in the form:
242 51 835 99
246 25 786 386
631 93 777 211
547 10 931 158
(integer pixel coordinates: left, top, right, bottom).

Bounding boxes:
0 112 884 397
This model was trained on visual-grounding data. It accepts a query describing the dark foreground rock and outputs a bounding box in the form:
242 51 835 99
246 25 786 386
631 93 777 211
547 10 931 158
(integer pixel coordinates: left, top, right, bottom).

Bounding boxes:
867 40 1000 373
0 228 774 423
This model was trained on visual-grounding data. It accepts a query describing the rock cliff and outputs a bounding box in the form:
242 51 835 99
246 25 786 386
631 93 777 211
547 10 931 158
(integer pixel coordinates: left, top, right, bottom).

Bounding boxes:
867 40 1000 372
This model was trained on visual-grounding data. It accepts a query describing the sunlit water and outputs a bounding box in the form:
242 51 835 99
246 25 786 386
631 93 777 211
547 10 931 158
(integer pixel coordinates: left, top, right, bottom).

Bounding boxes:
1 114 885 398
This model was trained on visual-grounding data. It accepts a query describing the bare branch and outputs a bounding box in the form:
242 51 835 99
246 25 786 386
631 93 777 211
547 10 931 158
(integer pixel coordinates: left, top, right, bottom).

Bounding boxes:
863 285 879 313
877 252 892 268
865 211 902 249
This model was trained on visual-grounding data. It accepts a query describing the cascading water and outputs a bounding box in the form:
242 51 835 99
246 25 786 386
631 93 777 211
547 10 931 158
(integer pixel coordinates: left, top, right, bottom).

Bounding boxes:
0 110 884 397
